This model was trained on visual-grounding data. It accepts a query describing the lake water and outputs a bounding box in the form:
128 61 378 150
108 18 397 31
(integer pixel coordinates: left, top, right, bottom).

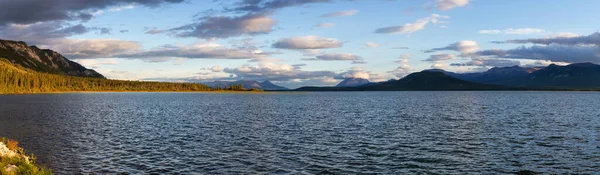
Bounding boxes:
0 92 599 174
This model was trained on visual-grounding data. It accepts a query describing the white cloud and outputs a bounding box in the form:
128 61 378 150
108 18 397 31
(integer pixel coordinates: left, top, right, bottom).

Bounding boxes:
425 40 480 56
321 10 359 18
424 53 457 62
211 65 223 72
479 28 545 35
399 53 412 59
436 0 470 11
315 22 335 28
109 5 135 11
431 63 447 69
272 35 343 49
365 42 380 48
75 58 120 69
374 14 449 35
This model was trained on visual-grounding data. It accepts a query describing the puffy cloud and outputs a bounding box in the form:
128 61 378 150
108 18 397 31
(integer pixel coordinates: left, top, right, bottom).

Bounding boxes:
425 40 480 56
211 65 223 72
424 53 457 62
435 0 470 11
493 32 600 46
475 44 600 63
168 12 277 39
320 10 359 18
479 28 545 35
272 35 342 49
389 55 413 78
0 0 184 25
116 42 270 62
388 64 412 78
336 67 371 79
365 42 380 48
315 22 335 28
374 14 448 35
399 53 412 59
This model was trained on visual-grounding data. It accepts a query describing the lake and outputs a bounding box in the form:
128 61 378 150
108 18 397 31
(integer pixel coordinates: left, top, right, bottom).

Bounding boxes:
0 92 599 174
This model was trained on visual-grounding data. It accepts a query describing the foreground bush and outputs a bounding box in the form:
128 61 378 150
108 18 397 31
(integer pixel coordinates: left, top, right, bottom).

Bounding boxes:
0 138 51 175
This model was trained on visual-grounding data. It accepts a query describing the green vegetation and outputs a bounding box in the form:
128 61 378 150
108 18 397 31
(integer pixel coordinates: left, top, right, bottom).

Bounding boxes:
0 58 257 94
0 138 52 175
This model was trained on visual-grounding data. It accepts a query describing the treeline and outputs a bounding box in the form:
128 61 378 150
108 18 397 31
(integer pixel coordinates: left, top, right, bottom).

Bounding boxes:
0 58 253 93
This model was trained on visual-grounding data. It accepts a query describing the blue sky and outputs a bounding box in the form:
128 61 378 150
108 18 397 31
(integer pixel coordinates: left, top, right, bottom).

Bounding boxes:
1 0 600 88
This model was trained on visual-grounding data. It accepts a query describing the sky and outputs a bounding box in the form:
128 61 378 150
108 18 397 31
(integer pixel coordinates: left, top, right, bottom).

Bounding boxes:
1 0 600 88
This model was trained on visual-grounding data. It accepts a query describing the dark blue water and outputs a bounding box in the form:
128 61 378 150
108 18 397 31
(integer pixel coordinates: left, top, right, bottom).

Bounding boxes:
0 92 599 174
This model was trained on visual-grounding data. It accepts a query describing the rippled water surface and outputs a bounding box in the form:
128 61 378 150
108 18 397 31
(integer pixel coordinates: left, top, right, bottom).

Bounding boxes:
1 92 599 174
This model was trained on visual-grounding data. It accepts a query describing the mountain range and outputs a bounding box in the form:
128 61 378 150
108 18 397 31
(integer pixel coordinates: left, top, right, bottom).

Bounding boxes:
0 39 104 78
203 80 289 90
295 63 600 91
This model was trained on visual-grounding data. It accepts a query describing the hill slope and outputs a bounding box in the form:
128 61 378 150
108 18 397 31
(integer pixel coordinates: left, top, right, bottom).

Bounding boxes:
363 71 507 91
0 58 218 93
0 39 104 78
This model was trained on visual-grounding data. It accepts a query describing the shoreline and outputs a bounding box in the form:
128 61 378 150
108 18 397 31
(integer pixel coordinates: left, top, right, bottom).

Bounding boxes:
0 90 311 95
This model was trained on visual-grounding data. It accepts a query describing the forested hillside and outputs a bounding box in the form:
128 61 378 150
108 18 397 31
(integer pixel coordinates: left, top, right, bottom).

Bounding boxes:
0 58 247 93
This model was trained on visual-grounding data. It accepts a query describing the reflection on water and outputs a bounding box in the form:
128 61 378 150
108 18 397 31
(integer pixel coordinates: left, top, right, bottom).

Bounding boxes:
0 92 599 174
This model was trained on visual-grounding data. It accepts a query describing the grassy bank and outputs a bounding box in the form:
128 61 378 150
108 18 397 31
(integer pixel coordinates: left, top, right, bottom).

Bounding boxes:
0 138 51 175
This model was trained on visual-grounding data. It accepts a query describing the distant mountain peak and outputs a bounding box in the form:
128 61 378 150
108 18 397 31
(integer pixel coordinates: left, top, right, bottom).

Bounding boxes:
336 78 370 87
203 79 288 90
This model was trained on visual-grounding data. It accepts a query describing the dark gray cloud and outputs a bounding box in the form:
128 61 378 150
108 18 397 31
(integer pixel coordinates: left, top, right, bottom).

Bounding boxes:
493 32 600 46
0 0 184 25
0 22 88 44
476 44 600 63
167 12 276 39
